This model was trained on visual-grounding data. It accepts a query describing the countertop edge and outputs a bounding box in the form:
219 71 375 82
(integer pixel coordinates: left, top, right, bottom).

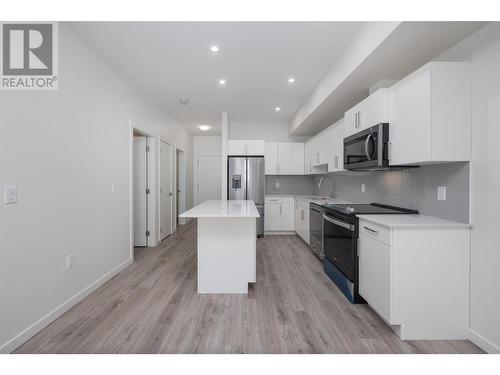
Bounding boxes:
356 214 472 228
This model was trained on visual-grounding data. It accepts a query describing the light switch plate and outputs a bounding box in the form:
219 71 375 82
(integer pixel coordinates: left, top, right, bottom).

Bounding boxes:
67 254 75 269
4 186 17 204
361 184 366 193
275 182 280 189
111 182 117 194
437 186 447 201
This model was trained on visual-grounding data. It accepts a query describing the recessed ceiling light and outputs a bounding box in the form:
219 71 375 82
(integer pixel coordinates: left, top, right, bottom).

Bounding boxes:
288 77 296 84
218 79 226 86
199 125 211 131
275 106 281 112
179 97 190 105
210 44 220 53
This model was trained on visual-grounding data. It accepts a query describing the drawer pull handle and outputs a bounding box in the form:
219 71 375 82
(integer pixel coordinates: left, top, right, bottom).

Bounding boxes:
363 226 379 234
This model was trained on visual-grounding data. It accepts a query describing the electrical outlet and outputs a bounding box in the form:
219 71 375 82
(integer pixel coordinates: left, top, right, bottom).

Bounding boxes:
67 254 75 269
361 184 366 193
275 182 280 189
437 186 447 201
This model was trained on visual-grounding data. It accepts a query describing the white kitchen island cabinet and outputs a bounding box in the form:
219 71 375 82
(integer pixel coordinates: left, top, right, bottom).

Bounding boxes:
357 214 471 340
179 200 259 294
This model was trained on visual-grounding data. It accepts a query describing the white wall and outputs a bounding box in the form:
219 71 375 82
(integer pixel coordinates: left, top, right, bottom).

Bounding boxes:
229 122 308 143
436 22 500 353
0 23 193 352
193 136 221 205
193 135 221 156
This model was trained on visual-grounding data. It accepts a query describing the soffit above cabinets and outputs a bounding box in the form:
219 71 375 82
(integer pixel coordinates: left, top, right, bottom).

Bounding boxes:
290 21 488 136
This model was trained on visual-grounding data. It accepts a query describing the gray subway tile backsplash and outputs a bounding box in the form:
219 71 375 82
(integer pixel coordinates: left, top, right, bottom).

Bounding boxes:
313 162 470 223
266 162 470 223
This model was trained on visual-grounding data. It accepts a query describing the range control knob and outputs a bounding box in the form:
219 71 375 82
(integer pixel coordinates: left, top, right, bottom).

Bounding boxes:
346 207 355 213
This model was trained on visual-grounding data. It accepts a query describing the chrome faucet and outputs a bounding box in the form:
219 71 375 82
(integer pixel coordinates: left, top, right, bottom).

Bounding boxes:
318 176 335 199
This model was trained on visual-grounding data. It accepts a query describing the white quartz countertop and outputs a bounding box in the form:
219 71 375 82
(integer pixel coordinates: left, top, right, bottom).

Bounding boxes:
356 214 471 228
180 200 260 218
267 194 354 205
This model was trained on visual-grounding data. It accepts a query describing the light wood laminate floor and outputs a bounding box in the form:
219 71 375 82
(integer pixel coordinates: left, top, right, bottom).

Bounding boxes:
15 221 483 354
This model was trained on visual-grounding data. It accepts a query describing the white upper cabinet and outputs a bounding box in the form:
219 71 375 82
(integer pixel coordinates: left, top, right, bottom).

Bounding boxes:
265 143 279 174
265 142 304 175
304 118 344 174
228 140 265 156
389 62 471 166
345 88 389 137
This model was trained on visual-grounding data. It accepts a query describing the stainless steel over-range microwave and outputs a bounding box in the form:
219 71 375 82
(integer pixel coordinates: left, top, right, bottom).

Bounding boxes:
343 123 389 171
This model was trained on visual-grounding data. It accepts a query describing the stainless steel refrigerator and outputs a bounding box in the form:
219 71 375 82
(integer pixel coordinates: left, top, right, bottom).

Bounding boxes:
228 156 265 236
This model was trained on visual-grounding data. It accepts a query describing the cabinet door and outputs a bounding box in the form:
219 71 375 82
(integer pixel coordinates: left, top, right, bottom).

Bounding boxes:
330 120 345 172
302 205 310 244
295 203 303 238
389 68 431 165
291 143 305 174
264 202 282 231
281 197 295 231
265 143 278 175
358 234 392 322
357 89 389 131
304 140 312 174
228 140 247 155
246 140 265 155
344 104 359 137
278 143 293 174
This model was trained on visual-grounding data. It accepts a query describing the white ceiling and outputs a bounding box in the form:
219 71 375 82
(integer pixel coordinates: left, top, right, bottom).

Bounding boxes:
69 22 362 135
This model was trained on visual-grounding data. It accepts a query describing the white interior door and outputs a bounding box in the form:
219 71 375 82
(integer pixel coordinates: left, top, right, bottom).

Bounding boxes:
196 156 221 204
160 140 172 240
133 136 148 246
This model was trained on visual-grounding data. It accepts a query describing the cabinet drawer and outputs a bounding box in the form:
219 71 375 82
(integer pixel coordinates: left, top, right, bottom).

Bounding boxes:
265 196 282 204
358 219 391 245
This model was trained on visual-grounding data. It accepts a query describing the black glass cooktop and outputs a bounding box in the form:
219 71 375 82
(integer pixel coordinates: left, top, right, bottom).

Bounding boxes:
323 203 418 216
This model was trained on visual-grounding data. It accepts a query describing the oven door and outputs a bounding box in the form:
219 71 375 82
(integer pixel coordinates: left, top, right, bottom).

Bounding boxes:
343 123 388 170
322 214 356 281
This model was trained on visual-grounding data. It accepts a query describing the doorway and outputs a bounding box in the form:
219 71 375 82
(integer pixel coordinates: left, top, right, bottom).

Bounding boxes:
195 155 221 205
160 140 173 241
131 127 156 257
176 148 187 226
133 133 149 247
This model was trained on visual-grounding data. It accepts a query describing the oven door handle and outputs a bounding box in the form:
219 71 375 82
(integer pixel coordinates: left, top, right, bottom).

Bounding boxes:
323 214 355 232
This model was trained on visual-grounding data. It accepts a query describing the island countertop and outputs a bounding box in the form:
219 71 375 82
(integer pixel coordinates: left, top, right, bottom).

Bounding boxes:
179 200 260 218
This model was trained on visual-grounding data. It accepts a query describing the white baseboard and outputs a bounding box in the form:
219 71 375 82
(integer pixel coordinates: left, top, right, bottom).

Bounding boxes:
264 231 297 236
468 329 500 353
0 257 133 354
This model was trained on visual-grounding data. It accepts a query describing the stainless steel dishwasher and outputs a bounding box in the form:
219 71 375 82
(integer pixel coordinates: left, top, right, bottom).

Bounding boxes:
309 203 324 259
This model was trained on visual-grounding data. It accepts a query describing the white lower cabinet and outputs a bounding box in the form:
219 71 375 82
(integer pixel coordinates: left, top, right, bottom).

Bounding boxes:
264 196 295 233
358 233 392 322
357 217 470 340
294 199 310 244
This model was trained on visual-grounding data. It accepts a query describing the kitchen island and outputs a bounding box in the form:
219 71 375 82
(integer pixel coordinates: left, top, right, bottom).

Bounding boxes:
179 200 260 294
